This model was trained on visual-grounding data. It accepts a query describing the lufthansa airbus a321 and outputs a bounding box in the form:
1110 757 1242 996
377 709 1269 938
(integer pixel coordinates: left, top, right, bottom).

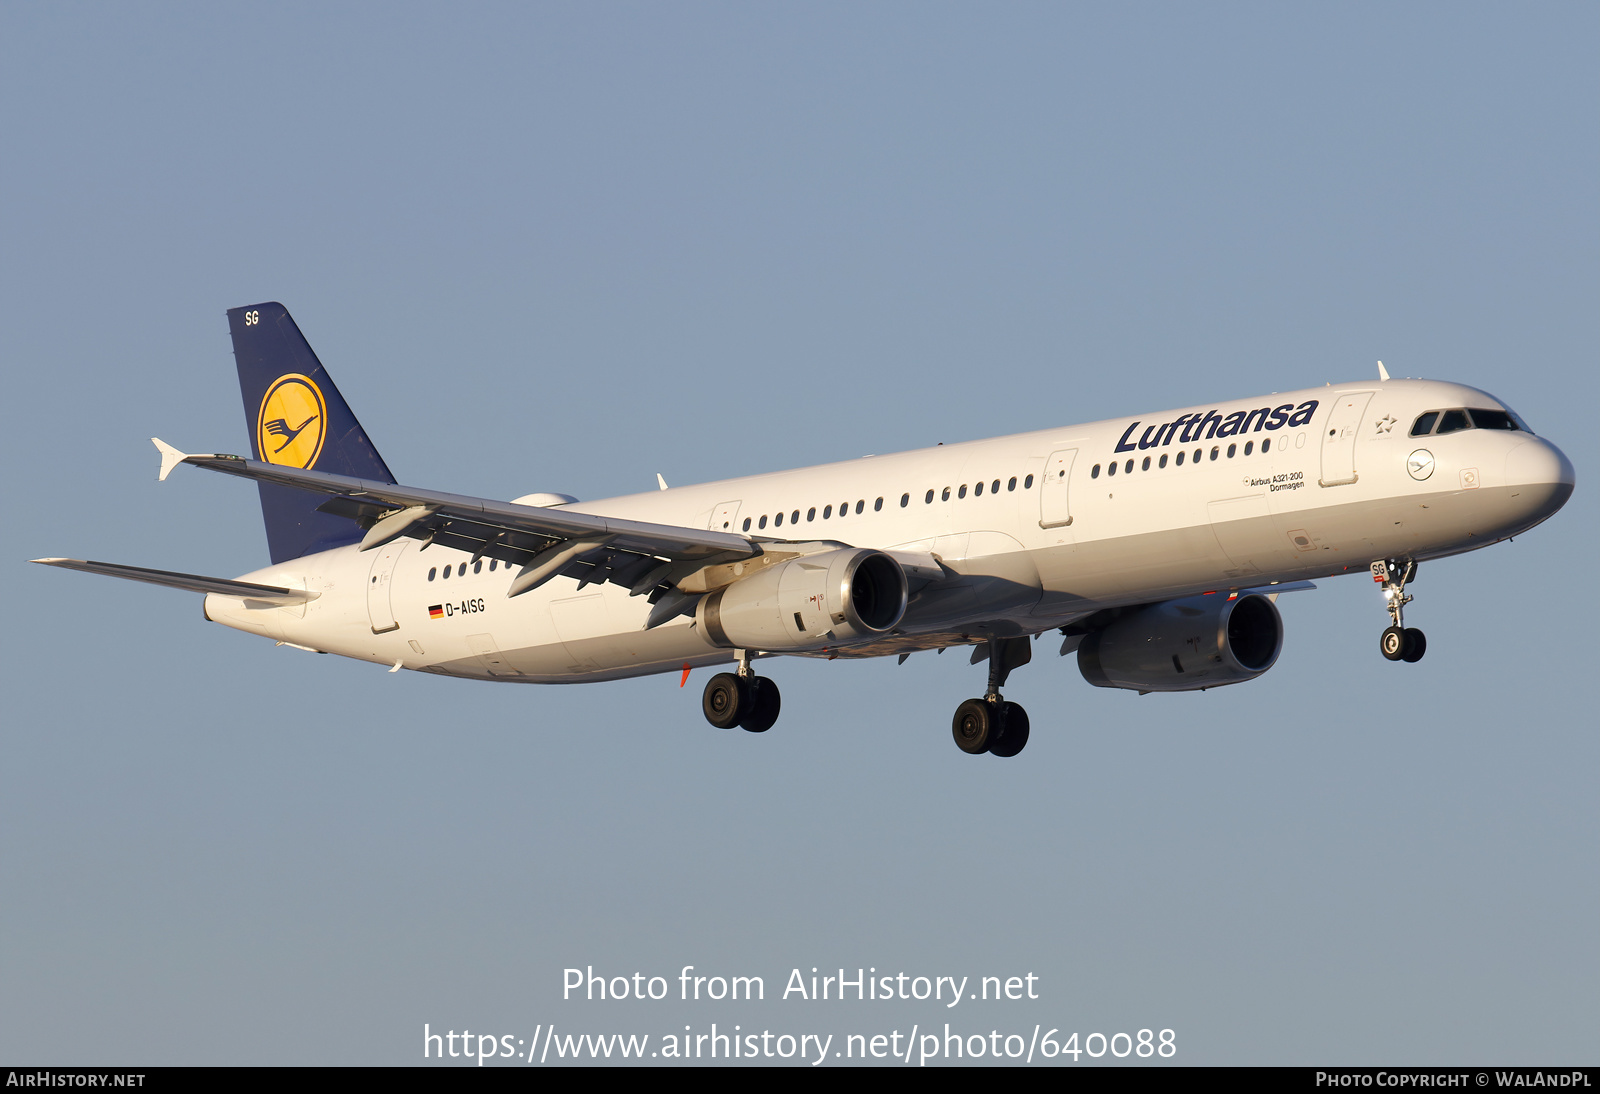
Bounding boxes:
33 303 1575 757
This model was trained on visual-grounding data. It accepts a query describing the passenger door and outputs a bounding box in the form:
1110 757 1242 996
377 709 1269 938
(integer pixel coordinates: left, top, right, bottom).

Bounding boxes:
365 540 409 634
1319 391 1374 487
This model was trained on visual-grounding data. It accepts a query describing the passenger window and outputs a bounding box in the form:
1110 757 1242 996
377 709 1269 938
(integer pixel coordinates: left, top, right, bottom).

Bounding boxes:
855 500 864 514
1141 456 1150 471
874 497 883 511
775 512 784 526
925 490 934 504
473 560 482 574
428 567 437 581
1124 459 1134 474
1227 444 1236 458
759 515 767 529
974 481 983 496
1007 476 1017 491
1243 441 1253 455
1091 464 1101 479
958 485 968 499
1024 474 1033 489
1107 461 1117 477
792 510 800 524
839 500 848 516
1159 454 1168 468
900 493 909 508
1176 450 1185 466
1410 411 1439 437
458 563 467 577
807 507 816 521
1261 438 1271 453
992 479 1000 493
743 517 752 531
823 505 832 519
442 565 450 579
489 559 497 571
1437 409 1470 435
942 487 951 501
1209 447 1219 461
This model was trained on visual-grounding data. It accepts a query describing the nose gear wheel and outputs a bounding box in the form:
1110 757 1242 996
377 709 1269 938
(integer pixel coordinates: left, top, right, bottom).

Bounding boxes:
1372 559 1426 663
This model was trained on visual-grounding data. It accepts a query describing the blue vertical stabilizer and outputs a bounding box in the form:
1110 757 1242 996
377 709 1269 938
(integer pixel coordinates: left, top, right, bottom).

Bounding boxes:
227 302 396 564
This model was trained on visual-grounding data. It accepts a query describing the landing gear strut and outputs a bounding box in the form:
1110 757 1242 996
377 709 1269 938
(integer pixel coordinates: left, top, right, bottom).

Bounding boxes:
951 636 1031 757
702 649 782 733
1372 558 1427 663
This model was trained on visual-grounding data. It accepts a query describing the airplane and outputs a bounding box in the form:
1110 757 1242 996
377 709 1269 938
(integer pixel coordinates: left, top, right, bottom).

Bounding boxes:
32 303 1575 757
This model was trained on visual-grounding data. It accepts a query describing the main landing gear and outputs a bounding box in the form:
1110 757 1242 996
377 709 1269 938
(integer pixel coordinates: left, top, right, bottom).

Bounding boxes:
951 636 1031 758
1372 558 1427 663
702 649 782 733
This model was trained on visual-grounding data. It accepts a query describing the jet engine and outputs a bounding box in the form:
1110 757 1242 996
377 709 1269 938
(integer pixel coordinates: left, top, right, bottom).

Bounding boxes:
696 548 908 651
1077 592 1283 692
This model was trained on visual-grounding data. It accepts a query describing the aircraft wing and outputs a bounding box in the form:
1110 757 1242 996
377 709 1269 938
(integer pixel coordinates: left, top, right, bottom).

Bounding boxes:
29 558 317 604
151 439 758 600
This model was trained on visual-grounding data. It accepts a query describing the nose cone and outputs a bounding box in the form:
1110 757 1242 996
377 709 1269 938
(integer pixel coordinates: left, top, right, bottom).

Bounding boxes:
1504 438 1576 524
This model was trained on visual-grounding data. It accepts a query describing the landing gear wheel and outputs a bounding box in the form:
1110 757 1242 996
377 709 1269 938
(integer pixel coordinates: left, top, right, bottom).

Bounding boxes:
989 702 1030 758
738 676 782 733
1380 626 1407 662
952 698 997 754
1402 628 1427 663
702 672 748 729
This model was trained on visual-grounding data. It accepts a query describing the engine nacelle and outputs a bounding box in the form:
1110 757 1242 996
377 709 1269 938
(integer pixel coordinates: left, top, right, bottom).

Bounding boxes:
1077 592 1283 692
697 548 908 651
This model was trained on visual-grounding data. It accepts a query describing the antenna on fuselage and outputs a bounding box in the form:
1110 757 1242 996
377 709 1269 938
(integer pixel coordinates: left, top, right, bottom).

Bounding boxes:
1377 360 1391 381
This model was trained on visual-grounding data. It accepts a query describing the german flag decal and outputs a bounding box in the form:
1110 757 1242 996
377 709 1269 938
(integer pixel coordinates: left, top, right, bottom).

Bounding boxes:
428 605 444 620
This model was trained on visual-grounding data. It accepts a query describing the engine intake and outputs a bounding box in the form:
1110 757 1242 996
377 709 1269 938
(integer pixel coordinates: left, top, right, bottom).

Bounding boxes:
1077 592 1283 692
697 548 908 651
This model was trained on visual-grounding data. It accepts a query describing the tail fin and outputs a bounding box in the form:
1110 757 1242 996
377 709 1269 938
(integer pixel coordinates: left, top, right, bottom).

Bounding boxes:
227 302 396 564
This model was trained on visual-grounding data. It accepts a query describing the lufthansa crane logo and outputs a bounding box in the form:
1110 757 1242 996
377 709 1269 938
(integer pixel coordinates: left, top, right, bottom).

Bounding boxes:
256 374 327 468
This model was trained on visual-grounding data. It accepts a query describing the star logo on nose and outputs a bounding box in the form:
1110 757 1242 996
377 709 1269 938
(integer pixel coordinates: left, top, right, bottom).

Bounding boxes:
1375 414 1397 433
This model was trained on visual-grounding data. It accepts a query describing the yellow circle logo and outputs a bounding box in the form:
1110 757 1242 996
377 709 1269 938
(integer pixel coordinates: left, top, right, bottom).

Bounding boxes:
256 374 327 468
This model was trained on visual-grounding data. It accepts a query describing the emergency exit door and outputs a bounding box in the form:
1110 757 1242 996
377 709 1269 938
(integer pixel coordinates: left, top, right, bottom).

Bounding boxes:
1039 448 1079 528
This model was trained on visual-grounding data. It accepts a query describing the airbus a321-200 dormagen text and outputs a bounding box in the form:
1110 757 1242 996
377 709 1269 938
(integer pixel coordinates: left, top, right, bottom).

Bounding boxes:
34 303 1576 757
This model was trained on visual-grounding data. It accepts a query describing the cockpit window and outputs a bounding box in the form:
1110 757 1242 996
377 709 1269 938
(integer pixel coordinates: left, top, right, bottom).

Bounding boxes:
1410 406 1527 438
1467 408 1518 431
1499 404 1535 434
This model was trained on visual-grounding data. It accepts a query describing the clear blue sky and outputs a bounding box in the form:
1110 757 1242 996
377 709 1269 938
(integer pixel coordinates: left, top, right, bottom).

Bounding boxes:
2 2 1595 1065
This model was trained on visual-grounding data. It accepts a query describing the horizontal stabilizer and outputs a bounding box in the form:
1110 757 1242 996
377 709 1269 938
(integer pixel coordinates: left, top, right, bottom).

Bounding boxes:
30 558 318 603
152 437 220 482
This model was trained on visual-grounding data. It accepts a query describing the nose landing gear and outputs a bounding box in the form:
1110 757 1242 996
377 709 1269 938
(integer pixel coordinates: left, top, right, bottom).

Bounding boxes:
951 636 1031 757
701 649 782 733
1373 559 1427 663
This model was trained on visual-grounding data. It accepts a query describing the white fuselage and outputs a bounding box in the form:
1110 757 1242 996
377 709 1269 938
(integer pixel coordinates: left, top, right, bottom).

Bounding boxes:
202 379 1574 683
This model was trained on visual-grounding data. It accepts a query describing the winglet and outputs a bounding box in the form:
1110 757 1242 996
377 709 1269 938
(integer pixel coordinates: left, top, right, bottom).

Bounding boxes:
656 473 669 491
152 437 189 481
1377 360 1391 382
